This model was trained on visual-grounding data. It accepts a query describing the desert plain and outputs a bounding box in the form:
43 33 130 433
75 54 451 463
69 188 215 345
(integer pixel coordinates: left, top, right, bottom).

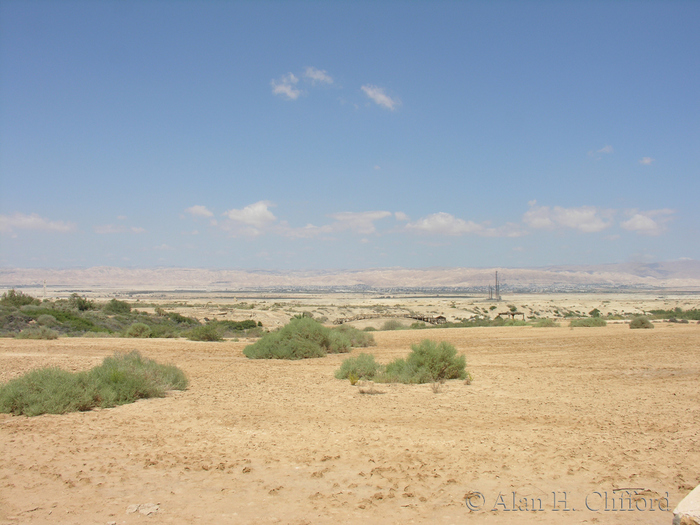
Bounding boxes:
1 291 699 525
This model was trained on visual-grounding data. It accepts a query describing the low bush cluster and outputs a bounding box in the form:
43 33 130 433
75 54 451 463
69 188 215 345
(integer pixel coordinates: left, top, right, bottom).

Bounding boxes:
0 351 188 416
243 317 374 359
0 290 261 339
1 289 40 308
335 353 382 380
630 316 654 329
381 319 405 331
335 339 468 384
15 326 59 340
569 318 607 327
648 307 700 321
534 318 560 327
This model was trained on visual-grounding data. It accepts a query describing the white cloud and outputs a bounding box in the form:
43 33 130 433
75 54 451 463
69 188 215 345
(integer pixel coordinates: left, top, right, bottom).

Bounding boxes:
185 205 213 218
328 211 392 234
405 212 525 237
304 67 333 85
0 212 76 235
221 201 277 236
278 211 392 239
93 224 146 234
280 222 333 239
523 202 613 233
406 213 485 236
361 85 401 111
224 201 276 227
621 209 674 236
394 211 410 222
93 224 124 234
271 73 301 100
588 145 614 159
639 157 654 165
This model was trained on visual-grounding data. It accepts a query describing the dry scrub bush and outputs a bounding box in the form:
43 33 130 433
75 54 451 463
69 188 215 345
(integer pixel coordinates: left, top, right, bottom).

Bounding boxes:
569 317 607 327
630 316 654 329
335 353 382 380
0 351 187 416
125 322 151 338
16 326 59 340
336 339 469 385
244 317 352 359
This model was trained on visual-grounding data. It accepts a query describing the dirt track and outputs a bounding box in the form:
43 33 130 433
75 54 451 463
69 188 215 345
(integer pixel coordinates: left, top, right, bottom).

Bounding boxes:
1 323 699 524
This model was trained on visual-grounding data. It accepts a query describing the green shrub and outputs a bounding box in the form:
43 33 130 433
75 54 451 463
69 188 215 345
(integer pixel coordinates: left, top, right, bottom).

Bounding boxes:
1 289 40 308
167 312 199 325
16 326 59 340
186 324 223 342
0 351 187 416
381 319 404 331
22 308 102 333
380 340 467 384
337 340 469 385
630 316 654 329
648 307 700 320
569 318 607 327
332 324 375 347
20 304 42 314
70 293 95 311
36 314 58 326
589 308 602 318
534 318 559 327
126 323 151 338
87 351 188 407
328 331 352 353
103 299 131 314
335 353 382 380
244 317 346 359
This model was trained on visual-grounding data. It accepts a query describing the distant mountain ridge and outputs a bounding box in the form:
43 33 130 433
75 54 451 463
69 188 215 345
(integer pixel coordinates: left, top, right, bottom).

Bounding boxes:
2 260 700 291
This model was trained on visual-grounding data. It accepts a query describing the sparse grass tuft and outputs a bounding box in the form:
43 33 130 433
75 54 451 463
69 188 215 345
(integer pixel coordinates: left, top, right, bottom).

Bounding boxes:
534 318 560 327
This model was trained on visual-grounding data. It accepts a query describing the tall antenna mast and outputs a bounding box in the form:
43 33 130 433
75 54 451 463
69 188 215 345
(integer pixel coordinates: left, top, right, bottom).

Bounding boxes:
495 271 500 301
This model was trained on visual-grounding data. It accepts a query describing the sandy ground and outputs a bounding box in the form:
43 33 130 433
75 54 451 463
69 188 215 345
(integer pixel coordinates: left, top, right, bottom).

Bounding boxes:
1 323 699 524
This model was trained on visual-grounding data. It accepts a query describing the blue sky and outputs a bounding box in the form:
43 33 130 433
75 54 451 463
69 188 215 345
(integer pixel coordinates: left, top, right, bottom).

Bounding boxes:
1 1 698 270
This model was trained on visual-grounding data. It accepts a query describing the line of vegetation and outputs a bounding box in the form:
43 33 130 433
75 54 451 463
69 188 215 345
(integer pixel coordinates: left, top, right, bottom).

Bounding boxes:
0 290 262 339
243 317 374 359
335 340 469 384
647 308 700 321
0 351 187 417
569 318 608 327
